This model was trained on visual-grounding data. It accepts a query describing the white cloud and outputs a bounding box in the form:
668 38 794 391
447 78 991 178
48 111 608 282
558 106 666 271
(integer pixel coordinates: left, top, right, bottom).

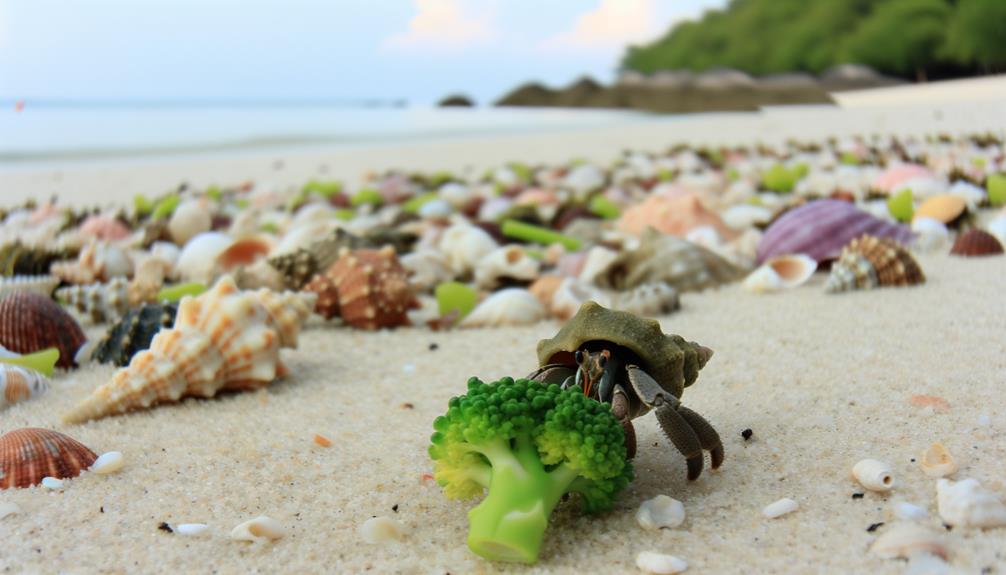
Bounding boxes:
384 0 497 51
540 0 663 52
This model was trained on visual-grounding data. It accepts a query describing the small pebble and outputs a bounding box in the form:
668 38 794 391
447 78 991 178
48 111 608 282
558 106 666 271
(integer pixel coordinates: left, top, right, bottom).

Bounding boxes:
176 523 210 537
636 495 686 530
893 501 929 522
867 522 884 532
230 515 285 542
636 551 688 574
0 502 19 520
359 516 405 544
762 498 798 518
40 477 64 490
428 342 439 351
158 522 174 533
313 434 332 448
90 451 124 475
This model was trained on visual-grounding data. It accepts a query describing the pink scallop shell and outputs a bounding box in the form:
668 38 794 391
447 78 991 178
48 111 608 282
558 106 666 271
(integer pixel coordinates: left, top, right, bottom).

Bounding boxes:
757 200 914 264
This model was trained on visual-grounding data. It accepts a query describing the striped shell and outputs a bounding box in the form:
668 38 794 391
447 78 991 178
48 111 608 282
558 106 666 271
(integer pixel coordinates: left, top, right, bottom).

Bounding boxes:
92 302 179 366
0 243 73 277
757 200 914 263
825 236 925 293
0 428 97 489
0 365 50 409
950 229 1004 257
56 278 131 324
63 276 313 423
304 247 417 330
0 275 59 299
0 291 87 369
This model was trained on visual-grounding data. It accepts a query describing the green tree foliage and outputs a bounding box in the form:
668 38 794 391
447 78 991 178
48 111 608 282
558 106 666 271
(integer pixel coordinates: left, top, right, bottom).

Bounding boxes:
621 0 1000 80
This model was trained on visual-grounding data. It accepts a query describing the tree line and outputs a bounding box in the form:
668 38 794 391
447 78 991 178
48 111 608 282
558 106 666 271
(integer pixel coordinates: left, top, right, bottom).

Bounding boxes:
621 0 1006 82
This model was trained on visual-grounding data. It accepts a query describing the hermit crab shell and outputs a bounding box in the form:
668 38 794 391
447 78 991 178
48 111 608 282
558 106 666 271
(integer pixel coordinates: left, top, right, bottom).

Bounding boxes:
305 247 416 330
757 200 914 264
0 428 97 489
1 365 50 409
825 236 925 293
950 229 1003 257
536 301 711 399
0 291 87 369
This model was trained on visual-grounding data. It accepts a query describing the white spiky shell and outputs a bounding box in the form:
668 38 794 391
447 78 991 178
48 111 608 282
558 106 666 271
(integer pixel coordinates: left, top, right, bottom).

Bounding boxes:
56 277 130 323
62 276 313 423
0 365 49 409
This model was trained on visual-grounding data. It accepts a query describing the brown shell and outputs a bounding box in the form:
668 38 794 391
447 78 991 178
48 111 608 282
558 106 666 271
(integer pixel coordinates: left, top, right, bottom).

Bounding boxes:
950 229 1004 257
268 229 369 290
535 301 711 398
305 247 417 330
0 428 97 489
0 291 87 368
825 235 924 293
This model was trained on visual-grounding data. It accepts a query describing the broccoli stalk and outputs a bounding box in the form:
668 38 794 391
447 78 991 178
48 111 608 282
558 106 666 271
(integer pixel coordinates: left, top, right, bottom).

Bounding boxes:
430 377 633 564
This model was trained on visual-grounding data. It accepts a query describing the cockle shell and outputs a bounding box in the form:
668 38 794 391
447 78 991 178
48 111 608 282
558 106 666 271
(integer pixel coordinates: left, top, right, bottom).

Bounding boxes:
0 428 97 489
62 276 313 423
0 365 49 409
56 278 130 324
743 254 817 293
757 200 914 264
304 247 417 330
825 236 924 293
0 291 87 369
459 288 546 328
936 478 1006 528
0 275 59 299
595 229 745 293
92 302 179 366
473 246 540 289
914 194 966 225
950 229 1003 257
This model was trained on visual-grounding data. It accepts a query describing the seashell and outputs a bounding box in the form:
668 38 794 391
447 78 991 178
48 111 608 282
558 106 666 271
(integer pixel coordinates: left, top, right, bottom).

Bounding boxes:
948 180 986 210
636 552 688 575
62 276 313 423
90 451 124 475
892 501 928 522
400 249 455 292
685 225 722 250
477 196 513 222
825 236 924 293
0 275 59 299
270 219 335 258
474 246 540 289
176 523 210 537
636 495 686 530
56 278 131 324
0 365 49 409
417 198 452 219
619 194 737 240
359 516 406 544
920 443 957 478
268 229 367 290
0 428 97 489
175 232 234 284
936 478 1006 528
231 515 285 542
609 282 680 317
913 194 966 225
51 241 132 284
757 200 914 264
0 291 87 368
870 522 946 560
743 254 816 293
231 259 285 292
910 217 949 252
438 182 474 209
871 164 932 193
528 275 564 308
459 288 546 328
950 229 1003 257
438 223 498 277
92 302 179 366
563 163 605 196
988 216 1006 247
41 476 64 490
168 200 212 245
852 458 895 492
215 236 272 272
79 214 131 241
762 497 798 518
305 247 416 330
0 243 73 277
596 229 746 293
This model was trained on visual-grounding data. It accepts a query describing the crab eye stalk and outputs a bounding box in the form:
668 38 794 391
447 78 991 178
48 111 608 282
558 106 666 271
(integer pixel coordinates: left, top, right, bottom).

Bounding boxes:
598 354 607 368
574 350 584 365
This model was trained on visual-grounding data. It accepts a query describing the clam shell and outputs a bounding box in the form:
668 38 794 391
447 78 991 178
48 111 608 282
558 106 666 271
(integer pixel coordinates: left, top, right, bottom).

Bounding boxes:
459 288 546 328
0 428 97 489
950 229 1003 257
757 200 914 264
825 236 924 293
0 365 49 409
305 247 416 330
744 254 816 293
0 291 87 369
92 302 179 366
56 278 131 324
913 194 966 225
63 276 313 423
0 275 59 299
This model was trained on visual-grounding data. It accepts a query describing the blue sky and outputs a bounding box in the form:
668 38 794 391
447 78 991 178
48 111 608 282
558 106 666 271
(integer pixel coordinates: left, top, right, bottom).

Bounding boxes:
0 0 726 105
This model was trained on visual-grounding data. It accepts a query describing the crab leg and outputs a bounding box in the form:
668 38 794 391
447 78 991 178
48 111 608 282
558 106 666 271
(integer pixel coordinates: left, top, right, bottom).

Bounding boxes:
676 405 724 470
611 384 637 459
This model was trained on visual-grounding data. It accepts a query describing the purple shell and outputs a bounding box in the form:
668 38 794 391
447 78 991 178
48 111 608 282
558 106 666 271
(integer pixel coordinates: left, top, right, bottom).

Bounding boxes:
757 200 914 263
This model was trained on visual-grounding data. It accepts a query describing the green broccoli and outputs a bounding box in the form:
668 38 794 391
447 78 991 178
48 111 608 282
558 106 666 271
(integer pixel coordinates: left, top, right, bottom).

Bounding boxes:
429 376 633 564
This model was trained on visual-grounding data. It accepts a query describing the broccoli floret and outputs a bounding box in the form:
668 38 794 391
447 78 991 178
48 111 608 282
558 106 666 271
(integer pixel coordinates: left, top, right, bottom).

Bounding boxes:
429 376 633 563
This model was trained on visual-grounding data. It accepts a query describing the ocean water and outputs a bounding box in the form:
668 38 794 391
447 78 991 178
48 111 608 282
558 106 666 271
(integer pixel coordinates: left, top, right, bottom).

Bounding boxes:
0 102 647 165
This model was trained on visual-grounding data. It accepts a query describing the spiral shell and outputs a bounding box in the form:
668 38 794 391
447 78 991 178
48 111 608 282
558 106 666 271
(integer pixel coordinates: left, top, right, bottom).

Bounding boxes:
56 278 131 324
267 229 360 290
825 236 924 293
950 229 1003 257
0 291 87 369
63 276 313 423
0 275 59 299
0 365 49 409
304 247 416 330
0 243 73 277
91 302 179 366
0 428 97 489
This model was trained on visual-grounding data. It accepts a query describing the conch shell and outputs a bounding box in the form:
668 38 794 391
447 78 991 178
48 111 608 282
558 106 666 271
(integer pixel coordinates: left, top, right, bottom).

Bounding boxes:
63 276 313 423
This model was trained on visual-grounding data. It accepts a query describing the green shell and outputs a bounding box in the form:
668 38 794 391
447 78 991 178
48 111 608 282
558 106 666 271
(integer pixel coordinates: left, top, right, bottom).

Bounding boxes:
535 301 711 398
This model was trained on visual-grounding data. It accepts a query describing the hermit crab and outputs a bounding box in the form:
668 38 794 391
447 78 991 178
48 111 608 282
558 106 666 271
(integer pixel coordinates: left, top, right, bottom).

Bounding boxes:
528 301 724 480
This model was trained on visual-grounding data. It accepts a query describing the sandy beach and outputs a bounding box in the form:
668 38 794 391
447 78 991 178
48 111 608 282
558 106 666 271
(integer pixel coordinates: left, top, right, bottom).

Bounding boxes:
2 83 1006 574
